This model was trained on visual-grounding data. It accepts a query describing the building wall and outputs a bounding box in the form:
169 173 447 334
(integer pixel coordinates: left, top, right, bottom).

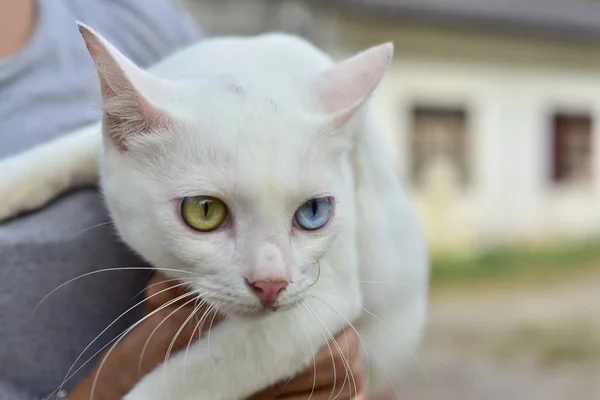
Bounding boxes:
373 58 600 251
333 18 600 251
177 1 600 252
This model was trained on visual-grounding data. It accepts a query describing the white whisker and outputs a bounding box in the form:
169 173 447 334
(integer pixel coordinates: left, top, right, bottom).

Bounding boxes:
89 293 199 400
206 301 223 372
309 297 404 400
58 279 195 395
34 266 195 312
138 288 201 373
183 298 212 382
303 301 356 400
318 276 435 291
288 302 318 400
312 291 430 386
308 295 373 392
71 221 114 237
148 295 201 397
163 294 207 385
132 276 186 301
45 289 197 400
300 301 339 400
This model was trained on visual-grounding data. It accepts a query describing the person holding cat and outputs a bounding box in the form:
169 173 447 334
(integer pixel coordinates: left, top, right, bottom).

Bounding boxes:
0 0 364 399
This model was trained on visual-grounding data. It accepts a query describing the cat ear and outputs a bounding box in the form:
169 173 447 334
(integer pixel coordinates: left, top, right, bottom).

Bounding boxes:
310 42 393 129
77 22 170 151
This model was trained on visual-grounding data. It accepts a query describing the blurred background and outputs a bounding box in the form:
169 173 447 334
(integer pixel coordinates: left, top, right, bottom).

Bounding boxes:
175 0 600 399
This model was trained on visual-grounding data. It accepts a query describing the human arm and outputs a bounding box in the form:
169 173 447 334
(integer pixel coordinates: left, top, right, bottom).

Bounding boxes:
0 0 35 58
67 273 363 400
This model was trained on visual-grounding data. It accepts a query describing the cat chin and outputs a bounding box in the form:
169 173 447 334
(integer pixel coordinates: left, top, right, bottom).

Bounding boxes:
219 300 301 319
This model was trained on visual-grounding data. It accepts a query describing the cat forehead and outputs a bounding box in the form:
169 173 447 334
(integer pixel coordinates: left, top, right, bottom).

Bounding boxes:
174 159 336 209
159 155 335 216
162 119 337 201
169 79 324 155
169 130 334 186
137 78 338 195
171 75 305 117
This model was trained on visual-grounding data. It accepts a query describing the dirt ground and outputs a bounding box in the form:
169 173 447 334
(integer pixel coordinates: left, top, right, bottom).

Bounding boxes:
395 272 600 400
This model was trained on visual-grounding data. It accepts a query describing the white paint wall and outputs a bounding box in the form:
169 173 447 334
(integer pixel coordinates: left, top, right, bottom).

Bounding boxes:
370 58 600 250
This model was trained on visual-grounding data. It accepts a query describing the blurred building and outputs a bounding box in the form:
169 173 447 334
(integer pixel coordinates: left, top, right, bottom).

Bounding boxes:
179 0 600 253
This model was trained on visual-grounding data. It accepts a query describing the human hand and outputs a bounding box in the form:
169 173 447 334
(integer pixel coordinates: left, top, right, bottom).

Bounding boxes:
69 272 364 400
67 272 218 400
249 327 364 400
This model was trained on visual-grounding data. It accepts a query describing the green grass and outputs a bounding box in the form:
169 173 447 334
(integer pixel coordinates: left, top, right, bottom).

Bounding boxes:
430 238 600 285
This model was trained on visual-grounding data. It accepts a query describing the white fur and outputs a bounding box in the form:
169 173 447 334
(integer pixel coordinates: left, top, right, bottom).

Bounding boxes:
0 25 429 399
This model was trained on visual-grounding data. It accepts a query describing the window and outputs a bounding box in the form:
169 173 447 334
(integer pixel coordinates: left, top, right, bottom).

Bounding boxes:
551 113 593 184
410 106 469 188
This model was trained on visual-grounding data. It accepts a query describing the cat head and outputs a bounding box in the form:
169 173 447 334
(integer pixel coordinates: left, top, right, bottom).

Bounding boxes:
78 23 392 316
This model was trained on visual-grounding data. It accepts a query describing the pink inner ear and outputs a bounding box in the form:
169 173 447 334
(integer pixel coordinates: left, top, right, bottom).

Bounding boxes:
102 94 169 151
78 23 170 151
99 67 169 150
100 74 170 151
313 43 393 116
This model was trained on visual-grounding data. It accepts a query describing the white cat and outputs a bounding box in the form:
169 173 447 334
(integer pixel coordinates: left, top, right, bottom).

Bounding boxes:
0 23 429 400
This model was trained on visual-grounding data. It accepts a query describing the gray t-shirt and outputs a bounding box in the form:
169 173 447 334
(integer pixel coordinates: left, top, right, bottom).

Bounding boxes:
0 1 202 398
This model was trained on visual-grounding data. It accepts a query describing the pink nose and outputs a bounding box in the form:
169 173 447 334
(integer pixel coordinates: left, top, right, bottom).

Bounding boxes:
247 279 288 308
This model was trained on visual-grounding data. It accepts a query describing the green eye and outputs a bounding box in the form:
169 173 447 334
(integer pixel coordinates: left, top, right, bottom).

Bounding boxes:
180 196 227 232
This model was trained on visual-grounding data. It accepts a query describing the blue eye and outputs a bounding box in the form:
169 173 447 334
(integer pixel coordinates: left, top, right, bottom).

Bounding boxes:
294 197 332 230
